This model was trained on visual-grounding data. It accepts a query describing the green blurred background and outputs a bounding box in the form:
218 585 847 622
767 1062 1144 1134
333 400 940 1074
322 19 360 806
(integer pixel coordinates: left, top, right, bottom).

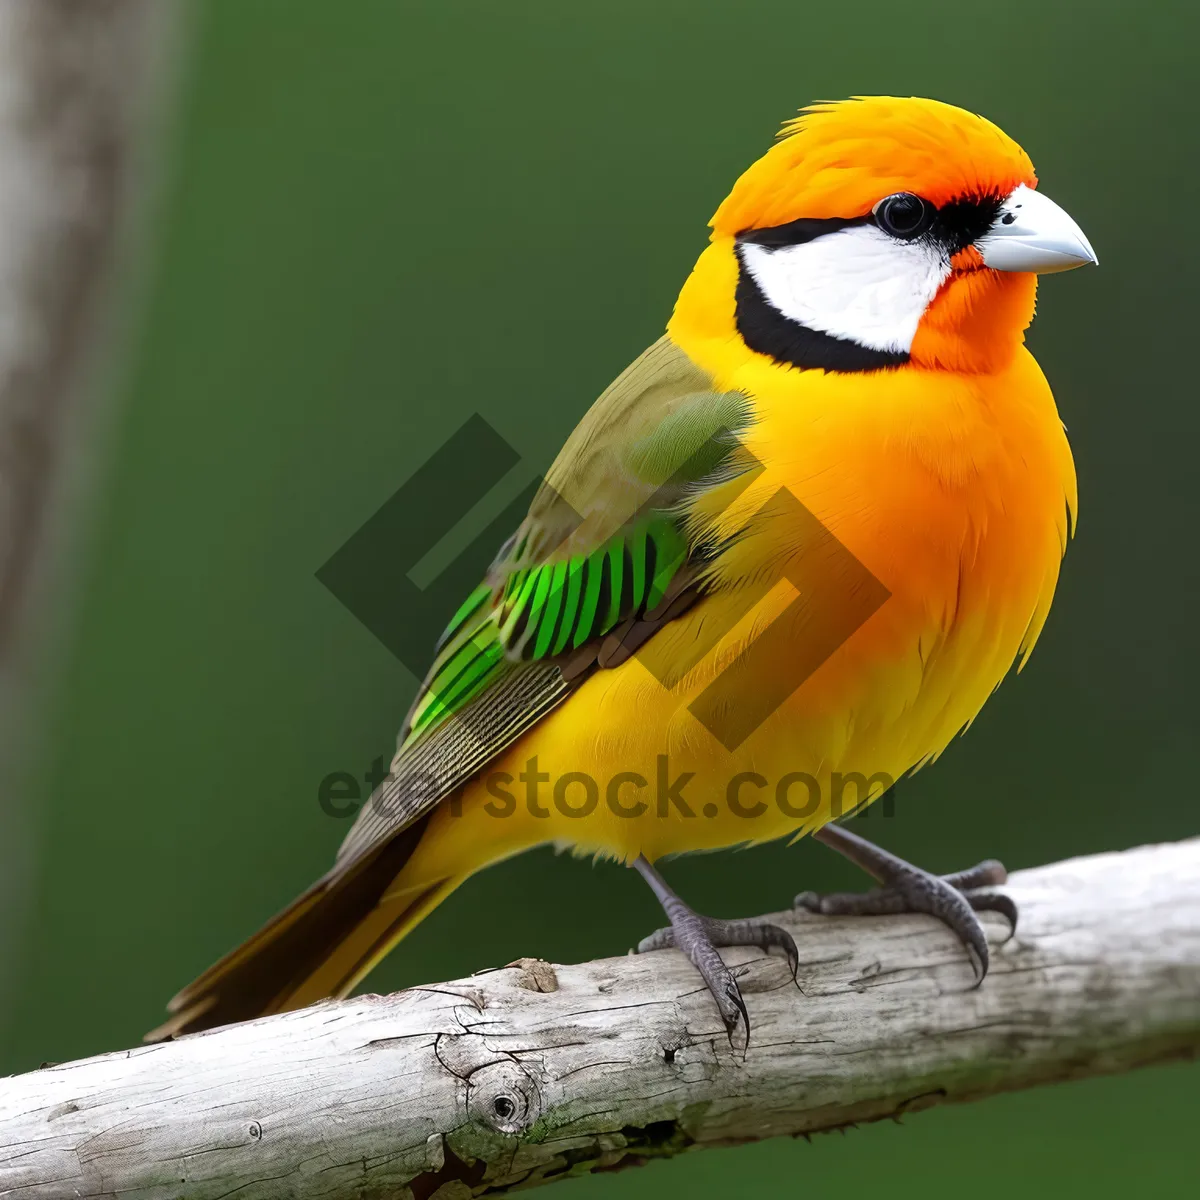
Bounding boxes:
4 0 1198 1193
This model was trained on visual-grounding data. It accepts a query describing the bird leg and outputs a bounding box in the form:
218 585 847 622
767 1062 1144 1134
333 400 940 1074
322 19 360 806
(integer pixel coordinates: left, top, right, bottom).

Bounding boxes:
631 854 798 1042
794 823 1017 984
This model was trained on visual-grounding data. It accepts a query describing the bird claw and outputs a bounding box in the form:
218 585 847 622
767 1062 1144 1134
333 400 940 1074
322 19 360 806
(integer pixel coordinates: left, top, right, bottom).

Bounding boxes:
795 851 1016 984
637 914 799 982
634 905 799 1044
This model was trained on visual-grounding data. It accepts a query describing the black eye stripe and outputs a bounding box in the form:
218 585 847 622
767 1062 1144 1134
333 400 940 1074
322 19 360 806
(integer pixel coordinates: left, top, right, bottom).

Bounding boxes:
933 195 1005 253
736 214 869 249
737 194 1004 254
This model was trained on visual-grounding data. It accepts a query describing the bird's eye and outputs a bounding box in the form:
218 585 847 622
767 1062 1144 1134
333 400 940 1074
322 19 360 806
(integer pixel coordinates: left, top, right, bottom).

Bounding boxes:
873 193 934 240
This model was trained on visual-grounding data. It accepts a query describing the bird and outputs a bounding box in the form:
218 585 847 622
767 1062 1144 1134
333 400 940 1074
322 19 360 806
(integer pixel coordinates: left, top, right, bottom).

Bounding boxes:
150 96 1095 1042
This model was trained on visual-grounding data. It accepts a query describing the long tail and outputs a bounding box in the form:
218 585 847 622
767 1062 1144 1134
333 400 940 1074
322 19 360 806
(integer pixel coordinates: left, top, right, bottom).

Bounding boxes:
147 815 461 1040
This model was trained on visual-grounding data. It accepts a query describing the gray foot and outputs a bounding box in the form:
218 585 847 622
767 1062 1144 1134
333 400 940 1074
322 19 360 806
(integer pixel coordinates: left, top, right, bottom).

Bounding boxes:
631 856 797 1042
797 826 1016 984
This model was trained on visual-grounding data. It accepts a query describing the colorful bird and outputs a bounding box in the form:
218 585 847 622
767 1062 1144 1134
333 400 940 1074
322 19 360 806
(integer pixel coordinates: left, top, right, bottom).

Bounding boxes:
152 96 1094 1041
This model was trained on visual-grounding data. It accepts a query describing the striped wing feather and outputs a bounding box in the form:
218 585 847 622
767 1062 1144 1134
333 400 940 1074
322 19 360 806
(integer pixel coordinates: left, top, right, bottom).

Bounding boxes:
336 336 751 864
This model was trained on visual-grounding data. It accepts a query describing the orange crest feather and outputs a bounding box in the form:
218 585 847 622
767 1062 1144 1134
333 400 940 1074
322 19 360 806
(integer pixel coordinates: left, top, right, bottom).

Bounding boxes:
712 96 1037 235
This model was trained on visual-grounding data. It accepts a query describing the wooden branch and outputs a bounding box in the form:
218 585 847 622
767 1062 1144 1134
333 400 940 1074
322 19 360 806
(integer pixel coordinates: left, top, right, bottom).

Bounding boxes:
2 839 1198 1199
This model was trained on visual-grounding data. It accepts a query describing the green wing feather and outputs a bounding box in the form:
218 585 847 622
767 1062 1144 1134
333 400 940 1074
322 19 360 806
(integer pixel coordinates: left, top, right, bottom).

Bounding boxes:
402 338 750 747
337 336 753 864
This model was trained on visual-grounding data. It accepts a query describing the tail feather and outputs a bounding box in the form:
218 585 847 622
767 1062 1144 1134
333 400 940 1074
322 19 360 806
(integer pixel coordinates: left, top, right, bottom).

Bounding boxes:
275 875 461 1014
147 815 443 1040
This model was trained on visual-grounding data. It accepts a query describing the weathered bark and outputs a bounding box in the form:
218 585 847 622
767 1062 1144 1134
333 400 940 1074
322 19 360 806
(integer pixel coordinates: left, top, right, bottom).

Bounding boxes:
0 0 183 1027
1 839 1197 1199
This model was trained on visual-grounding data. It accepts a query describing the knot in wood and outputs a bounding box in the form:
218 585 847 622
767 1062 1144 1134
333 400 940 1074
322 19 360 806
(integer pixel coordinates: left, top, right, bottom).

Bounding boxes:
466 1060 541 1136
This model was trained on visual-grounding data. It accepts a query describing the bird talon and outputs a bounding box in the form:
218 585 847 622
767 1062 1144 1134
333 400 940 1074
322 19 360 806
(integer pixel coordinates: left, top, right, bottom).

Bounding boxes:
632 857 802 1045
965 888 1019 942
800 826 1017 984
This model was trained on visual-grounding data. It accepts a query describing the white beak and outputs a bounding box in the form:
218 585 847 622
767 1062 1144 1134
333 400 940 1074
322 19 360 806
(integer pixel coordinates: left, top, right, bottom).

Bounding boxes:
976 184 1098 274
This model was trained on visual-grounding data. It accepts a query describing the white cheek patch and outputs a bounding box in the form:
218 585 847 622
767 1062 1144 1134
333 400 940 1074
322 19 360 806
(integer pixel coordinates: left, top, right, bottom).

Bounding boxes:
739 226 953 355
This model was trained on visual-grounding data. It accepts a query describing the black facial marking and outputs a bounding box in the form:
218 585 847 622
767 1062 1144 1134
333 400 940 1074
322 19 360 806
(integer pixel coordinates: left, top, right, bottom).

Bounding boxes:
737 214 868 249
739 193 1004 257
732 192 1006 372
733 245 908 373
932 194 1005 254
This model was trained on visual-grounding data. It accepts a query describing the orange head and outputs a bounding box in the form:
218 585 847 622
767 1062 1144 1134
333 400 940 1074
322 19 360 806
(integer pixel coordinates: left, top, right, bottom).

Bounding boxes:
684 97 1095 374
